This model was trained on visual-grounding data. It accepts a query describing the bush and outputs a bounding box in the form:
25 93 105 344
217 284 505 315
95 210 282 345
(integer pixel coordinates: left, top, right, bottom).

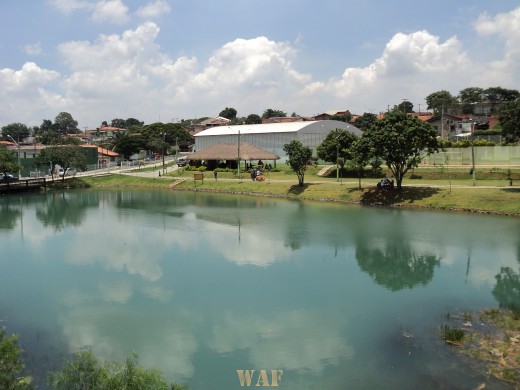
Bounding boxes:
48 349 188 390
185 165 207 172
0 327 33 390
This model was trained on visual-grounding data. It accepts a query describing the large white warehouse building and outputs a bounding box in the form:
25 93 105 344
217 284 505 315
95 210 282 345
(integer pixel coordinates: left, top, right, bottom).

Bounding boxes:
194 120 362 161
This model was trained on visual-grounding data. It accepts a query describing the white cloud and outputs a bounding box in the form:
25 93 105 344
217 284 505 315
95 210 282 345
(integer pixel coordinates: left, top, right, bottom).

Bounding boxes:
136 0 171 19
301 30 472 113
47 0 91 14
48 0 129 24
473 6 520 81
91 0 129 24
22 42 43 56
0 62 59 92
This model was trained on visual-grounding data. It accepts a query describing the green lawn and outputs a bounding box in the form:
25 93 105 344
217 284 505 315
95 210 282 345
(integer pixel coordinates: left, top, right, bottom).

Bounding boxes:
80 165 520 216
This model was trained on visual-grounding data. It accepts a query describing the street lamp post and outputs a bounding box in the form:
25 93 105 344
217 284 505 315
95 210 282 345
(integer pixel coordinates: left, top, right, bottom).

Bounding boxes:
471 121 476 186
7 135 21 178
336 129 339 182
162 132 166 174
237 130 241 182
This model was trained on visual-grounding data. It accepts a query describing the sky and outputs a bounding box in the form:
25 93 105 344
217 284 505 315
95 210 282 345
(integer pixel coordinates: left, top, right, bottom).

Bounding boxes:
1 0 520 130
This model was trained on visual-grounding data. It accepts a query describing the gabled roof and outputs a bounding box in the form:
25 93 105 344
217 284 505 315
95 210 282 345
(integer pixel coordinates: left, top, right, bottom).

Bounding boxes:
188 143 280 161
198 116 231 126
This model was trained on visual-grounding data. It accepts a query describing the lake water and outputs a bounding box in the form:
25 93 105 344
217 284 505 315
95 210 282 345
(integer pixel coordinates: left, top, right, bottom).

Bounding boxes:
0 190 519 389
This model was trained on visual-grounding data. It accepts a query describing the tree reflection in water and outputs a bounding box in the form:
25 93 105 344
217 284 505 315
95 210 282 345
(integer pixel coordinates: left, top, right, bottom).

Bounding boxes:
356 242 441 291
493 267 520 313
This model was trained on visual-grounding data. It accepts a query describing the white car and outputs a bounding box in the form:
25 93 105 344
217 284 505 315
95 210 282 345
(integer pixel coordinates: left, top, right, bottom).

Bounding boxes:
58 168 76 177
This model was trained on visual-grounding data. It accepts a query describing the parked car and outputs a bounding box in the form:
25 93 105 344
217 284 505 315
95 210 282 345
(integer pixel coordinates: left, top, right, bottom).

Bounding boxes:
0 173 19 183
177 157 189 167
58 168 77 177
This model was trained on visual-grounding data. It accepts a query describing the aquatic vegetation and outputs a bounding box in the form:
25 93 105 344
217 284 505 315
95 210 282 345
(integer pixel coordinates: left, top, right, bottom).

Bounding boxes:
441 324 465 344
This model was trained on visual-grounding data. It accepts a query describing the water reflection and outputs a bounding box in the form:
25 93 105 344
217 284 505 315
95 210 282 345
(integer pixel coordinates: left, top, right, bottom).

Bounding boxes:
35 191 98 231
356 241 441 291
493 267 520 313
1 190 520 389
0 198 21 229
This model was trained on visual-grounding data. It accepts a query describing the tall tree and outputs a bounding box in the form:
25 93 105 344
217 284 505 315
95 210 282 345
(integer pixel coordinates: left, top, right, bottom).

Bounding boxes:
499 99 520 142
354 113 377 131
363 111 439 190
425 90 456 115
316 129 358 166
0 146 20 175
54 112 79 134
262 108 287 119
484 87 520 114
125 118 144 128
283 140 312 187
34 146 87 181
1 123 31 143
458 87 485 103
113 133 146 159
34 119 53 135
245 114 262 124
111 118 127 128
219 107 237 120
348 137 373 189
394 101 414 113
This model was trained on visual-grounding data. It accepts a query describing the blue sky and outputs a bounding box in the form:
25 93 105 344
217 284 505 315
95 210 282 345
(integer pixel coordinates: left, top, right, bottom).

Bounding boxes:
1 0 519 130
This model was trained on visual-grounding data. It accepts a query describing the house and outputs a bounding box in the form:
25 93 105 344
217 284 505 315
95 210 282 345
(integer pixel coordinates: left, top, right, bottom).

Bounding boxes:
313 110 352 121
426 114 464 138
81 145 120 167
192 117 231 134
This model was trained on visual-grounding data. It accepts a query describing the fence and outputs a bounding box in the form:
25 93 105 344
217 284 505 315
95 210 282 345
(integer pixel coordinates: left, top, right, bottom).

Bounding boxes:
426 145 520 166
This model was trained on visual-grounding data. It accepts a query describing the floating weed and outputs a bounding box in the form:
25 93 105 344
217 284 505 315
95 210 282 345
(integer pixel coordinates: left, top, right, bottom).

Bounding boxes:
441 324 465 344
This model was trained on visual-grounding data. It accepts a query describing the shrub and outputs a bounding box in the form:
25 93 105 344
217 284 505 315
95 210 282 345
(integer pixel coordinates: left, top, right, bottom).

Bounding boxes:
48 349 188 390
0 327 33 390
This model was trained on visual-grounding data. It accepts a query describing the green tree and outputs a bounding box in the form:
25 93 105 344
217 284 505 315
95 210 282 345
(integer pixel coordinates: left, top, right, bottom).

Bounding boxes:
354 113 377 131
394 101 413 113
38 131 64 145
111 118 127 128
425 90 456 115
219 107 237 120
262 108 286 119
113 133 146 159
0 328 33 389
48 349 187 390
348 137 373 189
499 99 520 141
363 111 439 190
0 146 21 175
245 114 262 124
484 87 520 104
34 146 87 181
125 118 144 128
54 112 79 134
458 87 485 104
34 119 53 135
1 123 31 143
283 140 312 187
316 129 358 171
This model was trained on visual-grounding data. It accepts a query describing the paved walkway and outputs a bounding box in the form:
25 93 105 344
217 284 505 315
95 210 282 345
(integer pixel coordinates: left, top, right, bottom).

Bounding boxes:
117 167 518 189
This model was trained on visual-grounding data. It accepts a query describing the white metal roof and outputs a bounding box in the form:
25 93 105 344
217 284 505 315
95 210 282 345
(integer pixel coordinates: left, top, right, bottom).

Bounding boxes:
194 120 361 137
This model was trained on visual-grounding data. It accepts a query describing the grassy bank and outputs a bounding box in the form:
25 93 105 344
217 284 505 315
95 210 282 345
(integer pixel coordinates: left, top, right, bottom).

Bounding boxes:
80 166 520 216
